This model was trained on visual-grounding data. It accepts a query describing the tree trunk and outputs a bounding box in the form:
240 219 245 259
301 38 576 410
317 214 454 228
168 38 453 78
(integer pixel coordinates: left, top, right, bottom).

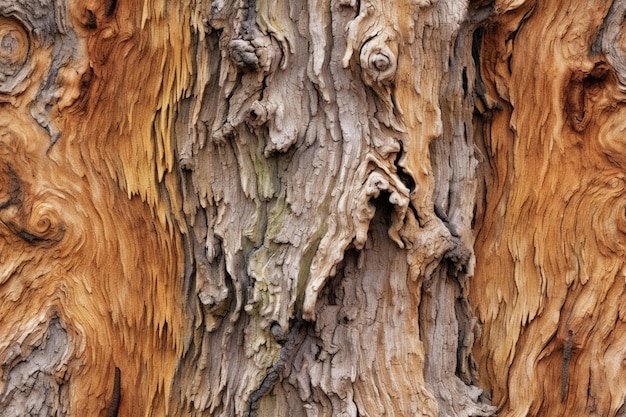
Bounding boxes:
0 0 623 416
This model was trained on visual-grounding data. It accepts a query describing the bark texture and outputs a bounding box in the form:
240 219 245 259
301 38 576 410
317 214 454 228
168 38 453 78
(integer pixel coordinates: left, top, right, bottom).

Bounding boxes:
0 1 191 416
2 0 624 416
472 1 626 416
172 0 494 416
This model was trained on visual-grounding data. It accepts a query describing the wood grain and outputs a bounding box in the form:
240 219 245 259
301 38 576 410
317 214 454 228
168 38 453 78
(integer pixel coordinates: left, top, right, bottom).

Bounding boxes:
8 0 623 416
472 1 626 415
0 1 191 415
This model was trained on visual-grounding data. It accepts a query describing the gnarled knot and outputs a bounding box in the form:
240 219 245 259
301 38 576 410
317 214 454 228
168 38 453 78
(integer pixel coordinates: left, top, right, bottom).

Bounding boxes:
360 37 398 85
25 200 65 242
371 53 391 72
228 35 274 72
0 16 31 94
0 172 65 244
247 100 270 127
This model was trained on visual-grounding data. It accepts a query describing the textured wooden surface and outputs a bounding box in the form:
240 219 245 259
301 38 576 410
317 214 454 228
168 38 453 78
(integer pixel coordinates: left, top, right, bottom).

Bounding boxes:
0 1 190 415
171 0 493 416
3 0 625 416
472 0 626 415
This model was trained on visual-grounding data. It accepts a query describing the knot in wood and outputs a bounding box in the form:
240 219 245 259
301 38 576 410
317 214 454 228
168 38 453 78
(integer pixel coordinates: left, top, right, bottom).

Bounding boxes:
1 196 66 244
360 38 397 85
247 100 270 127
229 39 260 69
0 158 65 244
0 17 30 90
371 53 391 72
228 36 274 72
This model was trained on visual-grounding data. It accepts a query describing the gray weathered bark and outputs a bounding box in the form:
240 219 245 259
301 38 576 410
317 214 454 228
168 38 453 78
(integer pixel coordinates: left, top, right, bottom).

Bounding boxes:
170 1 494 416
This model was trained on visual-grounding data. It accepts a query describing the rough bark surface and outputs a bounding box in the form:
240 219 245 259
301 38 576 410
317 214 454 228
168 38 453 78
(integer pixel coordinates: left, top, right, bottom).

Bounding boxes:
471 1 626 416
0 1 191 416
172 1 494 416
2 0 624 416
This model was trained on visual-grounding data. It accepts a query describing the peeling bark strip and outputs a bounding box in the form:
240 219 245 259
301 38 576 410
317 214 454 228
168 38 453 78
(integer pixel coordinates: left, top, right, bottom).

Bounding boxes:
472 0 626 416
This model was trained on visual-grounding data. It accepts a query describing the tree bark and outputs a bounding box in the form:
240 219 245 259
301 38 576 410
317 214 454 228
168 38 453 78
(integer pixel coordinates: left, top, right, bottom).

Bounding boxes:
471 1 626 416
171 0 494 415
1 0 624 416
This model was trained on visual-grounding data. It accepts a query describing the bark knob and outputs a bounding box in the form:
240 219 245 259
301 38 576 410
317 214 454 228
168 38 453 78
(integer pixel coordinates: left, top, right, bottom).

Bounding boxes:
0 158 65 244
228 35 274 72
1 197 66 243
360 38 397 85
0 17 30 93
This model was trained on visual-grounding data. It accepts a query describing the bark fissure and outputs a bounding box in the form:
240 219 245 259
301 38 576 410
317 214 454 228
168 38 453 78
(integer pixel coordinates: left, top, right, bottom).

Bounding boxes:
106 367 121 417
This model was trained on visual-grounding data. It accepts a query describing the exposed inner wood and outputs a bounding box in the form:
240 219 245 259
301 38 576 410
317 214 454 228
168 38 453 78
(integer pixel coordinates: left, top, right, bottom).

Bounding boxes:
472 1 626 415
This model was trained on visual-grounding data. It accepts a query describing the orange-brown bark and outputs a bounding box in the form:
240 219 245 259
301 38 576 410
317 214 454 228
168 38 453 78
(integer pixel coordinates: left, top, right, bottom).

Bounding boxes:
0 1 191 415
472 1 626 415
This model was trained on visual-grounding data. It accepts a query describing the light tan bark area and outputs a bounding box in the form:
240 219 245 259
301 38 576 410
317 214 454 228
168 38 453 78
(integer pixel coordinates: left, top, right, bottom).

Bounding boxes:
472 0 626 415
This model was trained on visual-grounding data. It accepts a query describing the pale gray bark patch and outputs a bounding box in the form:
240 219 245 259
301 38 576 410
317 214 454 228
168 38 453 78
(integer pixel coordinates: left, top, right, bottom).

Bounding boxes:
594 0 626 89
0 0 55 94
0 317 70 417
0 0 58 42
